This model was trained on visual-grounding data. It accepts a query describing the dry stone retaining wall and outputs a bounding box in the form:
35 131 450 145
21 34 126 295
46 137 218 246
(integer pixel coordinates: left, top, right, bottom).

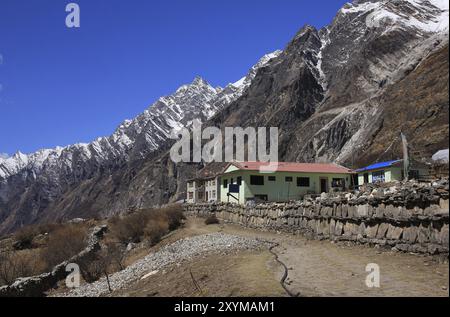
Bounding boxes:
185 180 449 255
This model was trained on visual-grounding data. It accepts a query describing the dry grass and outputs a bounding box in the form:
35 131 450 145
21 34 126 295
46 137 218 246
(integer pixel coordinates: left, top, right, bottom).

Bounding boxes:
108 204 185 246
0 205 185 287
0 221 91 286
41 224 89 270
111 250 285 297
13 223 62 250
0 249 47 286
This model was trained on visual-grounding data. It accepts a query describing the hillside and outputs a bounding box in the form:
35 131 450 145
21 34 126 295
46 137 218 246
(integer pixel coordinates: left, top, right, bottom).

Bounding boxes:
0 0 448 234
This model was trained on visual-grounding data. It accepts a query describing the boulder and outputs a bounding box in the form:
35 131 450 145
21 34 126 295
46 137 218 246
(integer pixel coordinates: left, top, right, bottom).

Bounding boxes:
365 224 379 239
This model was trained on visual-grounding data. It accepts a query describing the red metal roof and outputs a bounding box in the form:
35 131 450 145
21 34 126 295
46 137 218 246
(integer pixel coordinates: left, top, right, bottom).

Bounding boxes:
229 162 353 174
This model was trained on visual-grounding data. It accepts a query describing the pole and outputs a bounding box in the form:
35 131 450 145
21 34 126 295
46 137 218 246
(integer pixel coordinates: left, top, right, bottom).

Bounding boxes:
401 132 410 181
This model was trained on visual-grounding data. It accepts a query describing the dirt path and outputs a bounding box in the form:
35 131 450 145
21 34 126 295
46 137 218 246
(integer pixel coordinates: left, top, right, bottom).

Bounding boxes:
113 217 449 297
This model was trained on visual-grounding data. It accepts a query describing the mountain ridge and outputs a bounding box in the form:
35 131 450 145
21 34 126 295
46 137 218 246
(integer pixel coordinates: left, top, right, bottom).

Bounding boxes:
0 0 448 234
0 51 282 181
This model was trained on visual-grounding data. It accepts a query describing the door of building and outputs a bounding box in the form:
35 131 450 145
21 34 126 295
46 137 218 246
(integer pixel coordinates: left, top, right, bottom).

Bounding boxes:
320 178 328 193
364 173 369 184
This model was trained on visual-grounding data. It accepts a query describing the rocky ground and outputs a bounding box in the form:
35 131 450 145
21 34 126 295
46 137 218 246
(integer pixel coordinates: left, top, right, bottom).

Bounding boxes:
56 233 268 297
52 217 449 297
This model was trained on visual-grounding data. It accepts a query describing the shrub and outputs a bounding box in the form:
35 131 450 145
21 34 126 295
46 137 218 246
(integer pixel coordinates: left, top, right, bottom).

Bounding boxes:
13 226 39 250
41 224 88 269
13 223 67 250
35 223 60 235
78 248 114 292
104 241 126 271
78 253 106 284
0 250 45 286
205 215 220 225
162 205 185 231
144 219 169 245
108 205 184 246
109 211 151 244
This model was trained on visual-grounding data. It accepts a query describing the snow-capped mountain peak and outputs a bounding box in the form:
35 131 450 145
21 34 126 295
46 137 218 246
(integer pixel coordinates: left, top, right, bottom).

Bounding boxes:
341 0 449 34
0 51 281 180
230 50 282 90
1 0 448 235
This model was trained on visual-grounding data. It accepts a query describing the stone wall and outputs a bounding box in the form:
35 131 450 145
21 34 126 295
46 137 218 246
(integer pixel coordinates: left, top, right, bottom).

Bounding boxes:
0 225 107 297
185 180 449 255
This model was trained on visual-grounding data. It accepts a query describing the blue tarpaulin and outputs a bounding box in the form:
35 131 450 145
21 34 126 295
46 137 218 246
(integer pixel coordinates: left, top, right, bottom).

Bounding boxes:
355 160 402 173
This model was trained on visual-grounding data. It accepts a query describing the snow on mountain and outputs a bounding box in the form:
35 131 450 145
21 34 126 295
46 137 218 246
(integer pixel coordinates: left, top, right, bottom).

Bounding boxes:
1 0 448 234
341 0 449 33
2 1 446 182
231 51 283 90
0 51 281 180
209 50 283 112
0 149 64 179
227 0 449 167
313 0 450 102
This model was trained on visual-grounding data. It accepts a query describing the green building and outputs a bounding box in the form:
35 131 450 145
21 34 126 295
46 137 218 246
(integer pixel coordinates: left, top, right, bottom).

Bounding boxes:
355 159 430 185
220 162 353 205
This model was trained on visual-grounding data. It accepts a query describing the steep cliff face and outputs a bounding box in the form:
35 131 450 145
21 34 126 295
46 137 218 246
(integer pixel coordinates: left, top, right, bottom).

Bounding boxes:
357 43 449 165
0 0 448 234
212 0 449 166
294 0 449 165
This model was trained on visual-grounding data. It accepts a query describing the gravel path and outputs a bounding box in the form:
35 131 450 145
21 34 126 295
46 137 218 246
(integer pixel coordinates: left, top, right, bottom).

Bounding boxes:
58 233 268 297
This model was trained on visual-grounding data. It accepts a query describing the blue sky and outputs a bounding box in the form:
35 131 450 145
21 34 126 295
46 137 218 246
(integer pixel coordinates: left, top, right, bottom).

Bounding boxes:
0 0 348 155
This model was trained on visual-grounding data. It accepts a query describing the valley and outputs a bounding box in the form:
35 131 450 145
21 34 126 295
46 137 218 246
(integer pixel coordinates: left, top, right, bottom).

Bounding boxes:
0 0 448 235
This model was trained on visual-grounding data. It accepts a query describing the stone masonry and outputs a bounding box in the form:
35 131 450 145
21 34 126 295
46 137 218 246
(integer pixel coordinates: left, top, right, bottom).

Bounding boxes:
185 180 449 255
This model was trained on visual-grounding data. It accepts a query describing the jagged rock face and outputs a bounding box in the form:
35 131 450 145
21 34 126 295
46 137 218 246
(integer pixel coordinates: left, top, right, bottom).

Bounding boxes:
357 43 449 166
212 0 448 166
0 0 448 234
209 25 325 147
320 0 449 109
285 0 449 164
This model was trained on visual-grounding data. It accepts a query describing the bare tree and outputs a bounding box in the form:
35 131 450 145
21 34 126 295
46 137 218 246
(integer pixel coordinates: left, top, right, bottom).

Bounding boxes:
0 250 41 286
78 247 116 293
104 241 126 271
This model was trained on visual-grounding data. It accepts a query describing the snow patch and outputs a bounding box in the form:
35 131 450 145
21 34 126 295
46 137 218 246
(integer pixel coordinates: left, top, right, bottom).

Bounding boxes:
231 77 246 88
432 149 449 163
342 0 449 33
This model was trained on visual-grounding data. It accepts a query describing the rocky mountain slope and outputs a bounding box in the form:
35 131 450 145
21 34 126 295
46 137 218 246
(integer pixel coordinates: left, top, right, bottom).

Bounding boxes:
210 0 449 165
0 51 281 180
0 52 281 233
0 0 448 234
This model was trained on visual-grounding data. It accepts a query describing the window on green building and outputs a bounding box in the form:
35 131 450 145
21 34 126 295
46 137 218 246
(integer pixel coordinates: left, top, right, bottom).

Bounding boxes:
250 175 264 186
372 171 385 183
255 195 268 202
268 176 276 182
223 179 228 188
285 177 293 182
331 178 345 188
297 177 310 187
